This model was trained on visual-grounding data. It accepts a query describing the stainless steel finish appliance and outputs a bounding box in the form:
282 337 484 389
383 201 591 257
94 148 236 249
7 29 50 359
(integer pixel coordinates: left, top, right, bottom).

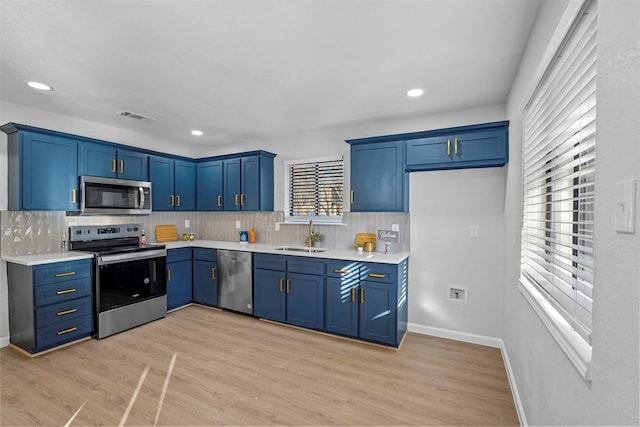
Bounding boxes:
70 224 166 338
217 250 253 314
80 176 152 215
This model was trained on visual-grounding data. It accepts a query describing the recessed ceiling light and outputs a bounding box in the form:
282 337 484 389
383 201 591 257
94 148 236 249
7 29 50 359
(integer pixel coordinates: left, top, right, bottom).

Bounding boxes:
26 81 53 91
191 130 203 136
406 88 424 98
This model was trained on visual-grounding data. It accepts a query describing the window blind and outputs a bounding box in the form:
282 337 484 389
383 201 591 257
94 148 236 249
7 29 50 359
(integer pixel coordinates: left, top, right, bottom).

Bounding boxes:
288 158 343 220
521 0 596 344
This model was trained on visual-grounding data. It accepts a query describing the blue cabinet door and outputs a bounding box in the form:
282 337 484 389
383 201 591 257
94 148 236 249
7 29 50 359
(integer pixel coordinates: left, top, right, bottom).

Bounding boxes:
79 141 117 178
22 132 78 210
167 258 192 310
150 156 175 211
117 149 149 181
350 140 407 212
406 125 508 171
286 272 325 331
240 156 260 211
253 268 286 322
197 160 224 210
223 158 241 211
192 259 218 307
359 281 397 345
326 276 359 338
174 160 196 211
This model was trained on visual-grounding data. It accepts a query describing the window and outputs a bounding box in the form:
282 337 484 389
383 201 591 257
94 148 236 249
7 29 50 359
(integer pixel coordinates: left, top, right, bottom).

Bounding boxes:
284 156 343 223
520 0 596 374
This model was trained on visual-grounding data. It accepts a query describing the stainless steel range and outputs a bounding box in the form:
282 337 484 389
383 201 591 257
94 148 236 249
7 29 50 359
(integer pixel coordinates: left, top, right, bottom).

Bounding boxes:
69 224 167 338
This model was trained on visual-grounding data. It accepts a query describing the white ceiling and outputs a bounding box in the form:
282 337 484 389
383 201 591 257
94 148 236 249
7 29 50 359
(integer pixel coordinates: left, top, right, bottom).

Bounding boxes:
0 0 541 152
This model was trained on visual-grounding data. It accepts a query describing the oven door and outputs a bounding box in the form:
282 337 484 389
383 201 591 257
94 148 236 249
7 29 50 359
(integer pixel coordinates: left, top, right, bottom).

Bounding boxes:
96 249 166 313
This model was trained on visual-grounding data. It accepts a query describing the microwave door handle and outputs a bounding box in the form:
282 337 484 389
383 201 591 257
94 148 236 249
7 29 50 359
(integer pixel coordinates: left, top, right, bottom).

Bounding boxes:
139 186 145 209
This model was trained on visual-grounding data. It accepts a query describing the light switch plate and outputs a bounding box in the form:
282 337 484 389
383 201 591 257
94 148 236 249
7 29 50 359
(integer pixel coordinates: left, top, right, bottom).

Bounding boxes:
391 224 400 232
469 225 479 239
185 219 190 228
235 220 241 229
614 179 636 233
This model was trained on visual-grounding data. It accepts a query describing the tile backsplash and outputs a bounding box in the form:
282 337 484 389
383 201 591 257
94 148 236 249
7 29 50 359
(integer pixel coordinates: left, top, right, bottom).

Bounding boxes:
1 210 409 256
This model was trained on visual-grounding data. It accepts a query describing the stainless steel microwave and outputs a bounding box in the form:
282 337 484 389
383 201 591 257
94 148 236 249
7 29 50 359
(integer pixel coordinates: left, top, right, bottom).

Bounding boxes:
80 176 152 215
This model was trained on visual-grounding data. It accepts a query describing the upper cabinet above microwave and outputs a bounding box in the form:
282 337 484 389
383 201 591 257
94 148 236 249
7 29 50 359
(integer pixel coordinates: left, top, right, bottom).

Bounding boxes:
79 141 149 181
1 124 79 211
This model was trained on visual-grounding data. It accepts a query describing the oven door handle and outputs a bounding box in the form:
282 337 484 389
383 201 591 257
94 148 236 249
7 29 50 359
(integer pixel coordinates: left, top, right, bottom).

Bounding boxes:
97 249 166 266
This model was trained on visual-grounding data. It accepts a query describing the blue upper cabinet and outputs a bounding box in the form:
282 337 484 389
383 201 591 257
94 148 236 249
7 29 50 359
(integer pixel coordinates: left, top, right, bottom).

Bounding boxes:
79 142 149 180
2 125 79 211
221 152 274 211
349 140 408 212
406 122 508 171
150 156 195 211
196 160 223 210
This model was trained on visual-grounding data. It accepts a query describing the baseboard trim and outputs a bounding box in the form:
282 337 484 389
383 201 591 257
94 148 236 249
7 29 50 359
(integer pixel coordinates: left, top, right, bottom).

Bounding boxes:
0 335 10 348
407 323 526 426
407 323 502 348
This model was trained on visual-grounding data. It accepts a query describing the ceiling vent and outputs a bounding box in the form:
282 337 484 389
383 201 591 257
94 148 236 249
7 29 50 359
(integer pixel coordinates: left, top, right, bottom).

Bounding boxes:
116 110 157 122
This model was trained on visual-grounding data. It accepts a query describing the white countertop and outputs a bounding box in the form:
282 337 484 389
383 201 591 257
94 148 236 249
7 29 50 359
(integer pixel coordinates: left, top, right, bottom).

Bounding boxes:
163 240 409 264
1 251 95 266
1 240 408 266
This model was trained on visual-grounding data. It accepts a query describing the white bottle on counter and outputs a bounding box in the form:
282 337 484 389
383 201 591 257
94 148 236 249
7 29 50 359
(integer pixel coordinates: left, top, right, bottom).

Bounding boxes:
140 230 147 247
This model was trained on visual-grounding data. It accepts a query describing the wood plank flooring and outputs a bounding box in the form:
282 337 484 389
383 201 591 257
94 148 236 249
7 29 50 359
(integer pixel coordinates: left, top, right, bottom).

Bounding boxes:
1 305 519 426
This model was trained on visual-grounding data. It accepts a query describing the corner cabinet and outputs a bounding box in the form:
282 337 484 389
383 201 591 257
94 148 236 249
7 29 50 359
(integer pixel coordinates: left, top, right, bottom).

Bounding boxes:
2 124 79 211
348 140 408 212
7 259 93 354
196 160 224 211
150 156 196 211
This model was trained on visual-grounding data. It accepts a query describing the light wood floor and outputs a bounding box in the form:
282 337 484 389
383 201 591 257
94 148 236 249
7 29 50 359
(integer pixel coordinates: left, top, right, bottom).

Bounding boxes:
1 305 519 426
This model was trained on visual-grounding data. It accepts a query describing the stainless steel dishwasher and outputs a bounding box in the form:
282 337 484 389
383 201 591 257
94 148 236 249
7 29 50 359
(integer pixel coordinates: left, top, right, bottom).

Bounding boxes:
217 250 253 314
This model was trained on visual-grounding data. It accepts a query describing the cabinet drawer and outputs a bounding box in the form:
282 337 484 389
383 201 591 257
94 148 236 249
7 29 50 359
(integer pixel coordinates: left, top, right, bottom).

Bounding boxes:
34 260 91 287
34 278 92 307
326 260 360 278
167 248 192 263
36 314 93 350
287 257 325 275
254 253 286 271
193 248 217 262
361 263 398 283
36 295 93 328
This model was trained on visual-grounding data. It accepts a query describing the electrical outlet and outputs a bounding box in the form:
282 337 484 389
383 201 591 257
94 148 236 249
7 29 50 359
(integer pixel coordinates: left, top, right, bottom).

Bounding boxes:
469 225 479 239
392 224 400 232
235 220 241 229
185 219 190 228
275 222 280 231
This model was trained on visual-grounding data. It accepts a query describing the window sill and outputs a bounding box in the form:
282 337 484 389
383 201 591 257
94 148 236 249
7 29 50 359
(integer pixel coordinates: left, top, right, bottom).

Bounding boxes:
518 276 592 382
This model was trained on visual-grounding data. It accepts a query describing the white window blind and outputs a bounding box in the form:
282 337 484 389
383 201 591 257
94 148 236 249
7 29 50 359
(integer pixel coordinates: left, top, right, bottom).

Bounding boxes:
285 157 343 222
521 0 596 344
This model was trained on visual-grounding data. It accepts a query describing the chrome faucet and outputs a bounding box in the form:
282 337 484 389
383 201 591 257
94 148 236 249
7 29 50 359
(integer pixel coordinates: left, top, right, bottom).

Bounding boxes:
305 219 313 247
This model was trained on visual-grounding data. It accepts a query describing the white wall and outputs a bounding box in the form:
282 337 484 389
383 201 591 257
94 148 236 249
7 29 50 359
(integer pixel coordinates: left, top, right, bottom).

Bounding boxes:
408 167 505 344
503 0 640 425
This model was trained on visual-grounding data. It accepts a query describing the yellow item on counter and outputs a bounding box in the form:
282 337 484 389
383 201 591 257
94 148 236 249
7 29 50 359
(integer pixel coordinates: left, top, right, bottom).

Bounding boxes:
248 228 256 243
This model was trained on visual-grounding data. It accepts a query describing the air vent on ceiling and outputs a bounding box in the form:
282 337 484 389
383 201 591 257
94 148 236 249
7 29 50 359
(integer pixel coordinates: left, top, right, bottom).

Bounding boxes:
116 110 157 122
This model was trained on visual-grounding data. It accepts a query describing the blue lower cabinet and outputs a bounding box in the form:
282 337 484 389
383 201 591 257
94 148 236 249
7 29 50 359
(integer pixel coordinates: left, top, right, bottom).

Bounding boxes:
192 259 218 307
7 258 94 354
326 276 359 338
167 248 192 310
253 268 286 322
286 272 324 330
358 281 397 345
254 254 325 331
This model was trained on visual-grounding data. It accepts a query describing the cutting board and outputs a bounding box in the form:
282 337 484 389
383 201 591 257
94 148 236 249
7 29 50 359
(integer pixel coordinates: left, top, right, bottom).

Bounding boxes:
155 225 178 242
355 233 376 250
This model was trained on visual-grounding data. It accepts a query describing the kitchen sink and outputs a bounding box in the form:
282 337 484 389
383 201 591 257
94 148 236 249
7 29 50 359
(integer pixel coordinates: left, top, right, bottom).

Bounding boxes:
274 246 328 253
